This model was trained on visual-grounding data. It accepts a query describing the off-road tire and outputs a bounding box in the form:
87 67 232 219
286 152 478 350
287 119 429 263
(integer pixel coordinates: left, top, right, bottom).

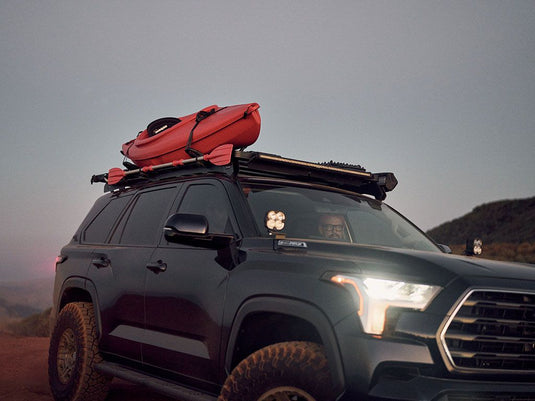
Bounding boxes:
218 341 335 401
48 302 110 401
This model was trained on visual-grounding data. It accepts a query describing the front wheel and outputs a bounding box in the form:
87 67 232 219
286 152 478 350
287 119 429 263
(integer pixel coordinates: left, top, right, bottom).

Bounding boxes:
48 302 110 401
218 341 335 401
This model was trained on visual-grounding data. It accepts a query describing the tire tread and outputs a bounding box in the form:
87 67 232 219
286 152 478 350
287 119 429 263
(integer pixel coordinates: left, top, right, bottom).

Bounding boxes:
218 341 333 401
48 302 110 401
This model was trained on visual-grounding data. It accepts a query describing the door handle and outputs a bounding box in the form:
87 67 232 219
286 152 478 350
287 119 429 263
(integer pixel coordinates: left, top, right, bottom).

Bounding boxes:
146 260 167 274
92 256 111 268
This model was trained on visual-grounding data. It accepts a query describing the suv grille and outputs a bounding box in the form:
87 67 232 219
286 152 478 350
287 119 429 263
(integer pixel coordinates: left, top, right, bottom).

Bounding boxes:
442 290 535 372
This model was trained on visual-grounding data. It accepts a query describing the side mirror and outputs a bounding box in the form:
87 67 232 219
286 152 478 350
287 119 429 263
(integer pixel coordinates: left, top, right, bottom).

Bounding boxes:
164 213 209 238
164 213 234 249
437 244 452 254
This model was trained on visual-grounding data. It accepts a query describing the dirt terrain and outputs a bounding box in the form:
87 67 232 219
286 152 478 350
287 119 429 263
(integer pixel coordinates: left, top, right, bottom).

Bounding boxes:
0 333 174 401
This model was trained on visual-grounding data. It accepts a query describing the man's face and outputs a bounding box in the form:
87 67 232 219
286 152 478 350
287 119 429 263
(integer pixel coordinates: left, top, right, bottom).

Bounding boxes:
318 215 345 239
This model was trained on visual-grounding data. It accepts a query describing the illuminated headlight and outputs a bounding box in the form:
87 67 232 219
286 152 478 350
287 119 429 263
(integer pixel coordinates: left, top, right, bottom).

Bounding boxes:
330 275 441 335
265 210 286 231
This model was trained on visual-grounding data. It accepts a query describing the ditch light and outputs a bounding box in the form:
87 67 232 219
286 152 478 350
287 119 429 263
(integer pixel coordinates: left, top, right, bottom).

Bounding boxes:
465 238 483 256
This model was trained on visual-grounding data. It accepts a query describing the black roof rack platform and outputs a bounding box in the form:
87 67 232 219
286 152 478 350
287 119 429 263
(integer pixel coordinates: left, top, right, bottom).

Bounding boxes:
91 150 397 200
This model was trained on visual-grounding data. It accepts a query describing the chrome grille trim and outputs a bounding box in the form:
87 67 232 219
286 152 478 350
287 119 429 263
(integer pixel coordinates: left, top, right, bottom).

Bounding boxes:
439 289 535 373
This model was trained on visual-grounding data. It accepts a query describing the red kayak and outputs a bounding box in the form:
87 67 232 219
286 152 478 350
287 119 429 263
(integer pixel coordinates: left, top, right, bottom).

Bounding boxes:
122 103 260 167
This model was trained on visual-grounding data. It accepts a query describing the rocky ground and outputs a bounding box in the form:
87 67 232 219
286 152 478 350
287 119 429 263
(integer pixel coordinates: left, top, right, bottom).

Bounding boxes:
0 333 174 401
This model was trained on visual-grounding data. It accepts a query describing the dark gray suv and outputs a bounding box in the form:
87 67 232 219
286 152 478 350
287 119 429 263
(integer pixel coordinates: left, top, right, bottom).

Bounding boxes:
49 150 535 401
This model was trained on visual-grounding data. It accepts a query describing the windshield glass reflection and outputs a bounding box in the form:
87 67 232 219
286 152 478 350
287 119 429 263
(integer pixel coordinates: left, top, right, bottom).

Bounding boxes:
243 183 440 252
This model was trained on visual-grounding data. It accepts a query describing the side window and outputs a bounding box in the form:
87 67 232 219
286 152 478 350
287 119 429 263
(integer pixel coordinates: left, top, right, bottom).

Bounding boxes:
119 187 176 245
178 184 234 234
83 196 131 244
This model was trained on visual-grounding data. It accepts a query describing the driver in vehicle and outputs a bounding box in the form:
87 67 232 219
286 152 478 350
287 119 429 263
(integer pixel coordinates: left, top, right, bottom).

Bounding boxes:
318 214 348 240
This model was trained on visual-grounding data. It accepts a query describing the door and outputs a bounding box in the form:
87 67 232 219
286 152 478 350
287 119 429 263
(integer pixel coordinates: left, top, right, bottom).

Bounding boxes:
143 180 237 384
87 185 178 362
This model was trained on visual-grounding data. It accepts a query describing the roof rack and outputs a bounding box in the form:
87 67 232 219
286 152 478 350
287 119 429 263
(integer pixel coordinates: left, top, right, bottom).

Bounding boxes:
91 149 397 200
234 151 397 200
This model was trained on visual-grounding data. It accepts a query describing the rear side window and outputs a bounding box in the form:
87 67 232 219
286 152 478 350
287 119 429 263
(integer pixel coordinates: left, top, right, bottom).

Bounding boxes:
119 188 176 245
83 196 131 244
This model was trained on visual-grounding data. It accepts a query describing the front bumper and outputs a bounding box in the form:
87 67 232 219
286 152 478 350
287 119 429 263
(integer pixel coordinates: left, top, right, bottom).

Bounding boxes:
365 374 535 400
334 314 535 401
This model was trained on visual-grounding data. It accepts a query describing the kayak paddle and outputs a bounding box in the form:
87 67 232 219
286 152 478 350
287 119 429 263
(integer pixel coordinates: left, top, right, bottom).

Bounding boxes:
106 144 234 185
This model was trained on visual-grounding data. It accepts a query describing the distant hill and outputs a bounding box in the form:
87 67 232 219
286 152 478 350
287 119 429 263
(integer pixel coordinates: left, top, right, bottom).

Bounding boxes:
0 297 41 320
0 276 53 311
0 277 54 335
427 196 535 246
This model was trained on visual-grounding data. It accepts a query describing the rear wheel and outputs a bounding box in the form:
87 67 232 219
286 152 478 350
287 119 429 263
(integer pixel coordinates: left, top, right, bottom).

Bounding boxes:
218 341 335 401
48 302 110 401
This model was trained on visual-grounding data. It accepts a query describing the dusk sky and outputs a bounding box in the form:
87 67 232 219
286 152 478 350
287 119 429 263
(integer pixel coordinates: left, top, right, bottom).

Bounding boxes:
1 1 534 281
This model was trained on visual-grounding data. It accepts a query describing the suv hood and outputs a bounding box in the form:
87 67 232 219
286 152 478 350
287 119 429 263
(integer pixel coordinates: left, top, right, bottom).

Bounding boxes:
279 241 535 287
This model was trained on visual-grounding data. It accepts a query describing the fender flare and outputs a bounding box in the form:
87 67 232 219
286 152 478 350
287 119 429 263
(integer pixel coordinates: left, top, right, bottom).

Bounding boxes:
224 296 345 395
57 276 103 338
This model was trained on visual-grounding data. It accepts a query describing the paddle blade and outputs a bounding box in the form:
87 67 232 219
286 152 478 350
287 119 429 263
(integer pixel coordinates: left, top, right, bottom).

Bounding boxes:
107 167 126 185
204 144 234 166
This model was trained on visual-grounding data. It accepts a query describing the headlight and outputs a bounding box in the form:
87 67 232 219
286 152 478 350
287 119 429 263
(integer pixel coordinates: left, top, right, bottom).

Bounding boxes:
330 275 441 335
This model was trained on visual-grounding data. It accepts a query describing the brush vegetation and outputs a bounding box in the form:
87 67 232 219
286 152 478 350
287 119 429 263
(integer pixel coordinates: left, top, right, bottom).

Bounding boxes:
3 308 51 337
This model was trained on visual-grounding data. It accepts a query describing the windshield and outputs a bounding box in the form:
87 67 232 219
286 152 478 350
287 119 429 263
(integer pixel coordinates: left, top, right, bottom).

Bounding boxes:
242 182 440 252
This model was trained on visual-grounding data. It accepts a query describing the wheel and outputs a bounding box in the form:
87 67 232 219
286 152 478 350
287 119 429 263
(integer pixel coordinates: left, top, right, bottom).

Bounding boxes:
48 302 110 401
218 341 335 401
